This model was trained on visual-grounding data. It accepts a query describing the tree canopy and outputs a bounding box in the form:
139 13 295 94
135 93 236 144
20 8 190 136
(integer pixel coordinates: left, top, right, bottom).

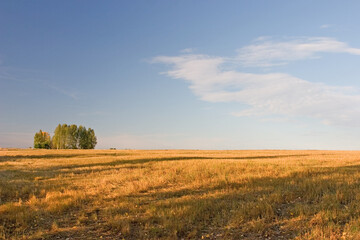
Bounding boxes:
33 130 51 149
34 124 97 149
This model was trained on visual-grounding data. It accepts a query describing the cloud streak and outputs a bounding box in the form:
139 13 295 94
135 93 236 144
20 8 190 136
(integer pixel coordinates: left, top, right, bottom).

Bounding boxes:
153 37 360 127
0 66 78 100
236 37 360 67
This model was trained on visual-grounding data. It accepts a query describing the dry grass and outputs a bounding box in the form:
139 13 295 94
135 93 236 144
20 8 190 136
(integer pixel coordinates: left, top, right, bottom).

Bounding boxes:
1 149 360 239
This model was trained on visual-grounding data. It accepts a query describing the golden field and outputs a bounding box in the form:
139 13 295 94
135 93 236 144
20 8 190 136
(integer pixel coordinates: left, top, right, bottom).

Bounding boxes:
1 149 360 239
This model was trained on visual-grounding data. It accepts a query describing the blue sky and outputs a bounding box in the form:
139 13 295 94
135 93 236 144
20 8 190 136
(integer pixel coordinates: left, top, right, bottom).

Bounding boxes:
2 1 360 149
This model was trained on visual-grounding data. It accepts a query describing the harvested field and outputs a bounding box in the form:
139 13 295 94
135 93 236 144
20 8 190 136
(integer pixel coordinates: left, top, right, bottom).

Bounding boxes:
1 149 360 239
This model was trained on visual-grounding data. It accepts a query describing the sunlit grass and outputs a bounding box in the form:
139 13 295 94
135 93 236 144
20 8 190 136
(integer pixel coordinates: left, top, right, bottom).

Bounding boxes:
1 149 360 239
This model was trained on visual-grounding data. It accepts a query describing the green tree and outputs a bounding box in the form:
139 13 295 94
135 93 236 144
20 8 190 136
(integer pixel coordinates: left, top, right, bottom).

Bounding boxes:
51 124 62 149
67 124 79 149
52 124 68 149
60 124 68 149
77 125 88 149
86 128 97 149
51 124 97 149
34 130 51 149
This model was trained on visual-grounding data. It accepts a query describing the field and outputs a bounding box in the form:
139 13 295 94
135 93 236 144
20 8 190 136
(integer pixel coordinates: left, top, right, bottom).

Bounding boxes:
2 149 360 239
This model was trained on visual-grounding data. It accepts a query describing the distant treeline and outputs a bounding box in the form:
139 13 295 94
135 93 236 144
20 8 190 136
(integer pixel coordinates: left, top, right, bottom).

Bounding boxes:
34 124 97 149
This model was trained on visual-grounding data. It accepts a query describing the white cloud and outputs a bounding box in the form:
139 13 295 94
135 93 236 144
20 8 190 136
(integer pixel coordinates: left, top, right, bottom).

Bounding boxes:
153 37 360 127
180 48 195 53
236 37 360 67
320 24 332 29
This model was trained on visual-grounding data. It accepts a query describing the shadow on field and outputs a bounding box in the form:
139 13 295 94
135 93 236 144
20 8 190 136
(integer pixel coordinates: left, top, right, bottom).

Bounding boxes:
0 151 312 163
33 225 122 240
0 153 310 203
3 158 360 239
0 152 129 162
110 163 360 239
35 154 311 171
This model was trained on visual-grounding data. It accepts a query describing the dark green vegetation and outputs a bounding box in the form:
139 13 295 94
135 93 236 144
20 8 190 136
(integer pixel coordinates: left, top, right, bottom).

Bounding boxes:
34 124 97 149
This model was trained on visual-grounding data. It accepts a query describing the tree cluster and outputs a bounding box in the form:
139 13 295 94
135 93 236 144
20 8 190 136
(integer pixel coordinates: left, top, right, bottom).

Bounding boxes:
33 130 51 149
34 124 97 149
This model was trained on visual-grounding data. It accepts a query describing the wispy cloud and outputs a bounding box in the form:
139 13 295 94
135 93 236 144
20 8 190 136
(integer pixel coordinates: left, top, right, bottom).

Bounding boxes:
320 24 332 29
0 66 78 100
153 37 360 127
236 37 360 67
180 48 196 53
41 80 79 100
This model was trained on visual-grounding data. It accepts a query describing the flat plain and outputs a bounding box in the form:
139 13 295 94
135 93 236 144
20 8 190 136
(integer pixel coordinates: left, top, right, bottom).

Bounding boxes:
1 149 360 239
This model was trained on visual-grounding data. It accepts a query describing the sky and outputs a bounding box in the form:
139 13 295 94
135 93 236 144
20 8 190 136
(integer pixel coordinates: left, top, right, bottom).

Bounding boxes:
2 1 360 149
